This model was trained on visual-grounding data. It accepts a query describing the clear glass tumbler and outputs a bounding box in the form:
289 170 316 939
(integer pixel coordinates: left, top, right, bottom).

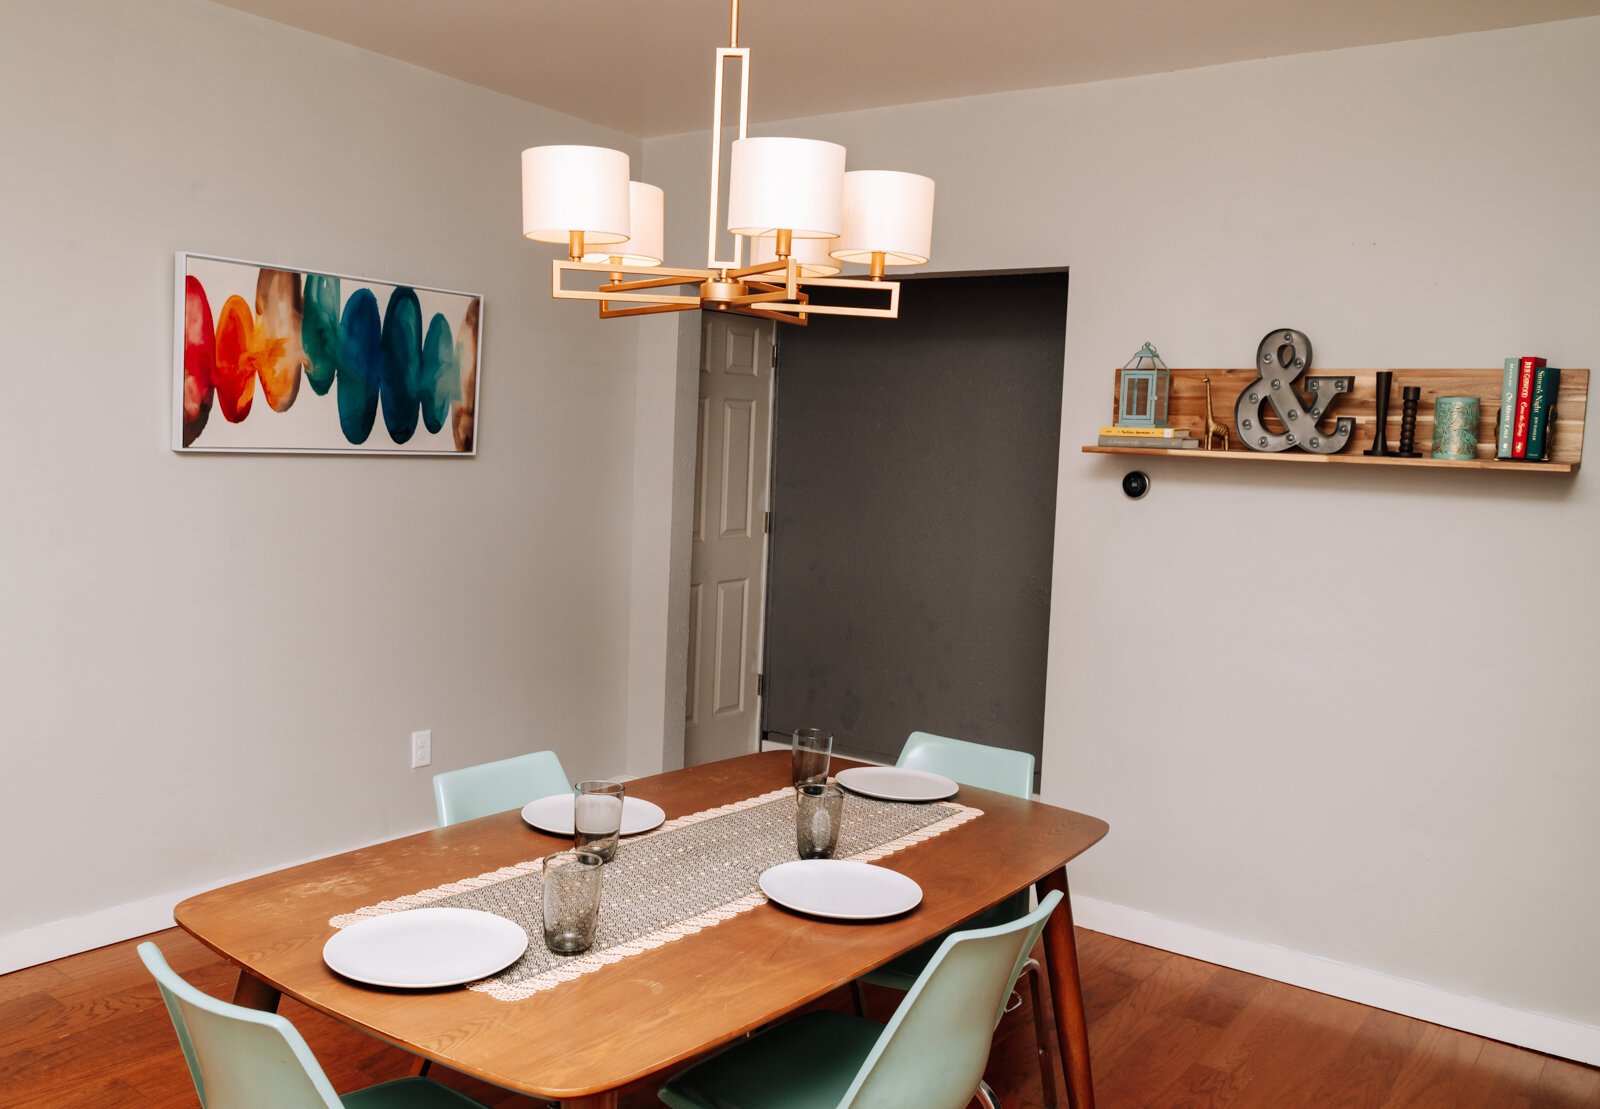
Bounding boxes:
542 849 604 954
573 780 626 862
796 781 845 859
791 727 833 787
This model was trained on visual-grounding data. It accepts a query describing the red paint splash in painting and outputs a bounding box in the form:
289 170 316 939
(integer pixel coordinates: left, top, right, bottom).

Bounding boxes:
182 277 216 447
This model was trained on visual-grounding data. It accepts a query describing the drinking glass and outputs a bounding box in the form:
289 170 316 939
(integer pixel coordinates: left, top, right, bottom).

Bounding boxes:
791 727 833 787
573 780 626 862
542 850 604 954
796 781 845 859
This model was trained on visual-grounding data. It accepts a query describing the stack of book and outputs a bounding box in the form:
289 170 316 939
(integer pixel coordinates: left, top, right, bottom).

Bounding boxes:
1496 356 1562 461
1098 426 1200 449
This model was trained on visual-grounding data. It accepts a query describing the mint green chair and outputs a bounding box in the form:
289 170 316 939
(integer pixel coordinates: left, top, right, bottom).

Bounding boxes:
855 731 1057 1106
137 942 489 1108
432 750 569 826
659 891 1063 1109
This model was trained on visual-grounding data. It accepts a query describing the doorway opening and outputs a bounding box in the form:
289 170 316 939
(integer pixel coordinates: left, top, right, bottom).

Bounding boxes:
683 270 1067 781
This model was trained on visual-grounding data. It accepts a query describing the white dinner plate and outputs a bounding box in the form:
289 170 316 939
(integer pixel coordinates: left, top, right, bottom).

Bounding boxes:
836 766 959 803
520 793 667 837
323 907 528 989
759 860 924 921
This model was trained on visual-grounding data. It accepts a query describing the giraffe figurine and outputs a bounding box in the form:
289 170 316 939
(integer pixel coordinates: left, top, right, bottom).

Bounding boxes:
1201 376 1230 451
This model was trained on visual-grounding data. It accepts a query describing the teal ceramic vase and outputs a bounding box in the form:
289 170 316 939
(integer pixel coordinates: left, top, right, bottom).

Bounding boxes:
1432 396 1480 460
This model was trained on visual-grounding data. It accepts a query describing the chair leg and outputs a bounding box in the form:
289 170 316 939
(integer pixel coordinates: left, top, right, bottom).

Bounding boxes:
1023 959 1057 1109
850 979 869 1018
975 1078 1001 1109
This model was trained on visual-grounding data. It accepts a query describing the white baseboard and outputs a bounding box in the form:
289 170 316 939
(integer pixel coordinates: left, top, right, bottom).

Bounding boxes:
0 824 432 976
1070 894 1600 1067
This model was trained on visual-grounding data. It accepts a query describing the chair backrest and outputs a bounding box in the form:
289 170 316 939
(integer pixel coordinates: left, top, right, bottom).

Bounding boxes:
897 731 1035 799
841 890 1063 1109
432 750 570 826
137 941 342 1108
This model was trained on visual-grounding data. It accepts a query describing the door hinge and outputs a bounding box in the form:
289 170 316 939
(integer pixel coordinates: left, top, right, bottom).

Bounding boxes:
756 673 766 696
763 511 771 535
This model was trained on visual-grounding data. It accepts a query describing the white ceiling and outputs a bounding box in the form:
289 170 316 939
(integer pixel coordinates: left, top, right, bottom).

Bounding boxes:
210 0 1600 137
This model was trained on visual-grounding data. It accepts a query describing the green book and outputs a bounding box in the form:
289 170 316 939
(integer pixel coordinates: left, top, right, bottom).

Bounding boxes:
1496 357 1518 459
1525 366 1562 461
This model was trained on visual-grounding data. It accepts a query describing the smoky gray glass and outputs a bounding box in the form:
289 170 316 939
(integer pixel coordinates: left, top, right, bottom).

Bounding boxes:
573 779 626 863
791 727 833 787
542 850 604 955
796 781 845 859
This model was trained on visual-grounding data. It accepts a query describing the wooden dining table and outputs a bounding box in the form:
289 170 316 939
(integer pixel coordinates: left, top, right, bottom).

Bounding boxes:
175 751 1109 1108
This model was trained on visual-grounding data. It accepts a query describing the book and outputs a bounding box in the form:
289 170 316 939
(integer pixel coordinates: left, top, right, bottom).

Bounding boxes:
1525 366 1562 461
1511 356 1545 459
1098 425 1191 438
1098 435 1200 449
1496 357 1518 459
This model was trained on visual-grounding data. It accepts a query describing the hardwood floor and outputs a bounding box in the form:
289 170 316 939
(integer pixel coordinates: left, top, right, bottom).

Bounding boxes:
1 925 1594 1108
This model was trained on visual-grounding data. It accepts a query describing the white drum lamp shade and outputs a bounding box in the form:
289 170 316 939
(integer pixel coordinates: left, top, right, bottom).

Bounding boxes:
522 145 631 246
747 233 841 277
727 137 845 239
581 182 664 266
832 170 935 266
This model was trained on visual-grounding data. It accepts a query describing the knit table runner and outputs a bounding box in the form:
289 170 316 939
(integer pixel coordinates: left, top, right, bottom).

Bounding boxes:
329 786 982 1001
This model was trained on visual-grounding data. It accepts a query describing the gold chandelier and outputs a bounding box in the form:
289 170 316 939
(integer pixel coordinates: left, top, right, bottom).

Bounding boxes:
519 0 935 324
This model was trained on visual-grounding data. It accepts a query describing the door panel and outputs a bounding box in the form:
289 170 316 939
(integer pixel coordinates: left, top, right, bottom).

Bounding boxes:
712 579 748 716
685 314 775 765
720 398 755 537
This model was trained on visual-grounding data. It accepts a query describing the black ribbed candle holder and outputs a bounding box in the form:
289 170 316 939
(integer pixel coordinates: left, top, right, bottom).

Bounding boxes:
1395 385 1423 458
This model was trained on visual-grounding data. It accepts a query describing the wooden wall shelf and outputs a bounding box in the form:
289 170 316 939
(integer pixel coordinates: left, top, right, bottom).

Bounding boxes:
1085 368 1588 473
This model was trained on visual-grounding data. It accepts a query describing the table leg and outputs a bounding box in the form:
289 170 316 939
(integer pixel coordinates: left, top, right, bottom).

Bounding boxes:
1037 867 1095 1109
560 1095 618 1108
231 970 282 1012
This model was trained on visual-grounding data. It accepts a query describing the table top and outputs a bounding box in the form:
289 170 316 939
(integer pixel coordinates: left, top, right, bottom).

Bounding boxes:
175 751 1109 1101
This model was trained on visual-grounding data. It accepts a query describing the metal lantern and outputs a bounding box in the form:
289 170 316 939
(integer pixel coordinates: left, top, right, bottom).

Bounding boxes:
1117 342 1170 428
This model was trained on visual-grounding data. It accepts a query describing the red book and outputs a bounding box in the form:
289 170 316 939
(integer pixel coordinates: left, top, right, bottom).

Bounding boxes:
1512 356 1546 458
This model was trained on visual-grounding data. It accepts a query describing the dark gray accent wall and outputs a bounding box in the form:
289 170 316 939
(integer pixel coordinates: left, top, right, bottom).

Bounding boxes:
762 271 1067 775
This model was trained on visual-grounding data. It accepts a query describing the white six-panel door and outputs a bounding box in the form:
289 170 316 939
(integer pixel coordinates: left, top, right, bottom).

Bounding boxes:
684 313 775 766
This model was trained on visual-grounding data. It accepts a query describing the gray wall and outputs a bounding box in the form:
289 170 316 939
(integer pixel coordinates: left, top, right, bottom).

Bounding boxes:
643 17 1600 1056
0 0 644 963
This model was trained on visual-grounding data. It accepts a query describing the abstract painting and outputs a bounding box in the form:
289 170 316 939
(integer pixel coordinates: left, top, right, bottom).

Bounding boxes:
173 253 481 454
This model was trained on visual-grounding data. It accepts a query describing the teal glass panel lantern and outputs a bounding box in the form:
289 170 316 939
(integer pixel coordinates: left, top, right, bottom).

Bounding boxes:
1117 342 1170 428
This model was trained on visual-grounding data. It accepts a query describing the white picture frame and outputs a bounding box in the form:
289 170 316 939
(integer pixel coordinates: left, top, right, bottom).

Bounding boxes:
173 252 483 456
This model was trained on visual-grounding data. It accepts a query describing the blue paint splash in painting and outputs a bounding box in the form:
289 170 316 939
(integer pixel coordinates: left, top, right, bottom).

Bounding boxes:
420 314 459 435
301 274 341 396
336 289 383 445
380 287 423 444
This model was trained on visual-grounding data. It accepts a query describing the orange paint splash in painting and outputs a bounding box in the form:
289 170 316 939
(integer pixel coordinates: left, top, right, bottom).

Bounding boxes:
254 268 307 412
213 296 286 423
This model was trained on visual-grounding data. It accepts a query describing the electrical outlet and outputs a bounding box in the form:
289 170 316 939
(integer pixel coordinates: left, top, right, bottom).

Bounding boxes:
410 729 431 769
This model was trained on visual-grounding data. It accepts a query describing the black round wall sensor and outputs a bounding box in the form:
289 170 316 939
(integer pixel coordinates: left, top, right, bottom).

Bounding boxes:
1122 471 1150 499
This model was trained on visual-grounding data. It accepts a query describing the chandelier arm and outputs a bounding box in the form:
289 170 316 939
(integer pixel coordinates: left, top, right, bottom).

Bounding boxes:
746 301 898 319
599 271 715 294
598 301 702 319
725 259 790 281
727 304 809 326
786 275 900 292
723 288 795 307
